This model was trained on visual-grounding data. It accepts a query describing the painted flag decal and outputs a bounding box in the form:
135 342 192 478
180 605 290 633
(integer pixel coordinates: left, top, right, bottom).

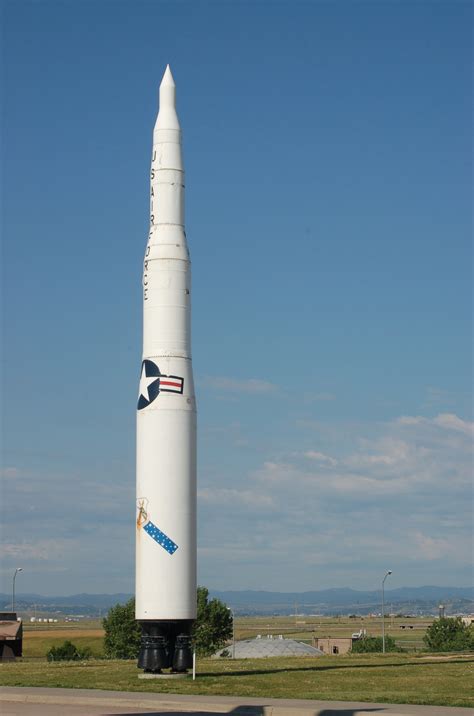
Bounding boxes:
143 520 178 555
159 375 184 394
138 359 184 410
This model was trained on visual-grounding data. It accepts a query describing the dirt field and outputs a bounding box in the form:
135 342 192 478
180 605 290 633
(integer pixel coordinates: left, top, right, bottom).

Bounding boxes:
19 614 433 658
24 629 104 640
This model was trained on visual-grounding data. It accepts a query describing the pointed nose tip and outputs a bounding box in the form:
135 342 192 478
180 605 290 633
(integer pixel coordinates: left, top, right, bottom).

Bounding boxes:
160 64 175 88
156 64 180 130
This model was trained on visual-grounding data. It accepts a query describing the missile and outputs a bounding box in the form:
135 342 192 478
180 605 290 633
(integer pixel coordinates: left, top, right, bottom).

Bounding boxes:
135 65 197 674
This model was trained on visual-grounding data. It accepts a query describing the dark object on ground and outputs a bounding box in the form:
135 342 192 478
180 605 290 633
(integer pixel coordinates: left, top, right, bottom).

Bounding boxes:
0 612 23 660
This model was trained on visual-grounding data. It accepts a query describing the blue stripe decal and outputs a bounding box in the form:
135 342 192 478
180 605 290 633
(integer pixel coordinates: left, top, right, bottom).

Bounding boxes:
143 521 178 554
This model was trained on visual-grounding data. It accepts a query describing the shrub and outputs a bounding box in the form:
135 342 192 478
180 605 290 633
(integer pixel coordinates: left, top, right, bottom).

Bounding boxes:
192 586 233 656
103 598 141 659
351 636 402 653
423 617 474 652
47 640 91 661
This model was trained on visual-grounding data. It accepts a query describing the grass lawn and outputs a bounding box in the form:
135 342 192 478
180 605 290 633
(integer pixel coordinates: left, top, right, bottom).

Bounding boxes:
1 653 472 707
22 631 104 659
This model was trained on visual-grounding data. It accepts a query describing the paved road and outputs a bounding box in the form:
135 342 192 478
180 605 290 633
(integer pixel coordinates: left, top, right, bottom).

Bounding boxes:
0 687 469 716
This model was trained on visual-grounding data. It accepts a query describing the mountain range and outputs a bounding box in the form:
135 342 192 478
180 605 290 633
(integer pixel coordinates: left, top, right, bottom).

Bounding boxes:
1 586 472 616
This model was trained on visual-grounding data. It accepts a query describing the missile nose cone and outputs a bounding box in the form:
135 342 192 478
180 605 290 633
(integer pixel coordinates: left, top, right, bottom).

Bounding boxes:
161 64 175 88
156 64 180 130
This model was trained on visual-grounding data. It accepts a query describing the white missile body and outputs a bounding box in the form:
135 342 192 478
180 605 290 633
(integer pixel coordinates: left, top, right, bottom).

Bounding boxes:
136 66 196 637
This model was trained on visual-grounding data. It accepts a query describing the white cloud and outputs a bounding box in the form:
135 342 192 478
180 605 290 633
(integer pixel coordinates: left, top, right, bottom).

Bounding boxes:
411 531 468 562
303 451 337 465
3 412 471 593
397 413 473 436
433 413 474 436
0 539 70 561
197 412 472 588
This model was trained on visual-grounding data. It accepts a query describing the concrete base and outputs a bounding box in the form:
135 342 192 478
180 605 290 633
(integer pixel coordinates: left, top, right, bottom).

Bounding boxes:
138 672 190 679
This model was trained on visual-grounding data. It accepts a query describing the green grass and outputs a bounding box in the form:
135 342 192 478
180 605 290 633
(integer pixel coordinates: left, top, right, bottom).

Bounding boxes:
10 618 471 707
22 635 104 659
1 653 472 708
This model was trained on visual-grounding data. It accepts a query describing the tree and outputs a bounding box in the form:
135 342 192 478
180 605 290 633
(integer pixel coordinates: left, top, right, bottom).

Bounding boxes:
192 586 233 656
102 588 233 660
423 617 474 652
351 636 402 653
103 598 141 659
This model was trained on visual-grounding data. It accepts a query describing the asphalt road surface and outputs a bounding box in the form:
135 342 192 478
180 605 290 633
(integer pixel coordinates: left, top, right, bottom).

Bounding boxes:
0 688 469 716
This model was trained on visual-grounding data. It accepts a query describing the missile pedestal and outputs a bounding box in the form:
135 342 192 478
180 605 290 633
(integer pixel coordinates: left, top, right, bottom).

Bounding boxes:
135 66 196 674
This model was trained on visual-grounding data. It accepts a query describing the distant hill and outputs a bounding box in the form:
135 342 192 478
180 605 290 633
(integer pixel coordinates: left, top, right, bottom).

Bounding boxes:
2 586 472 617
0 592 132 616
209 586 474 615
211 585 473 605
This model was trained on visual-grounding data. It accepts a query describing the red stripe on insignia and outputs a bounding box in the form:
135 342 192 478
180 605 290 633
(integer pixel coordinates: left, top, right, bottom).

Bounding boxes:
160 380 182 388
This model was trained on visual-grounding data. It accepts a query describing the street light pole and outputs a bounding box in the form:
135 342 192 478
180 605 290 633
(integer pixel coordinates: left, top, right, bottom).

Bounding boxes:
382 570 392 654
12 568 23 612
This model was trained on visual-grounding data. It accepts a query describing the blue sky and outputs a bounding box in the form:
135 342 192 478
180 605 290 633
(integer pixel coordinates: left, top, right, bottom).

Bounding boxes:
1 0 472 596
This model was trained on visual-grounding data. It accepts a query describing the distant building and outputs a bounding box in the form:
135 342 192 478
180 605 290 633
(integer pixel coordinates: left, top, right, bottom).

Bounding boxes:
214 637 323 658
313 637 353 655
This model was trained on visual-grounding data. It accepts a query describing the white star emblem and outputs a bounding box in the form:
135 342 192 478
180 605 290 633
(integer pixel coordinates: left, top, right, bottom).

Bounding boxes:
139 363 159 402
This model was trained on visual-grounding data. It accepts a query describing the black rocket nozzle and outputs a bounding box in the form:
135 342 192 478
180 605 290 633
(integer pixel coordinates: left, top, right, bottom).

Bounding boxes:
137 620 194 673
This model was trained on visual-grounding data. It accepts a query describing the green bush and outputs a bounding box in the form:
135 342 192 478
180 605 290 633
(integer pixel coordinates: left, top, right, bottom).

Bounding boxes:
351 636 402 653
192 586 233 657
423 617 474 652
47 640 91 661
103 598 141 659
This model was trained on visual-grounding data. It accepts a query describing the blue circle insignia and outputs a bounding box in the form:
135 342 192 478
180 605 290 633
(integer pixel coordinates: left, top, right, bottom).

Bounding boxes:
137 359 161 410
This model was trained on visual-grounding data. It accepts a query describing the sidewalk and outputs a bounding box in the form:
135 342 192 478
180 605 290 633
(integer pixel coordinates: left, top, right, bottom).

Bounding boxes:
0 687 469 716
